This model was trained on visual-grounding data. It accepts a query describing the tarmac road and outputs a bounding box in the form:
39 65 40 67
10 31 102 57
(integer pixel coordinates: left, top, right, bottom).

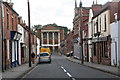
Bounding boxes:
22 52 119 80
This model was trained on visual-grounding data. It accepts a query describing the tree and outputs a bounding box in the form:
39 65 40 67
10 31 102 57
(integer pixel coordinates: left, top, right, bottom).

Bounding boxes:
32 24 42 31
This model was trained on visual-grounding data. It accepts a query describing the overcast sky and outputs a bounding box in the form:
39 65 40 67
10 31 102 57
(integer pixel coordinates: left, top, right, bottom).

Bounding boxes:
8 0 112 29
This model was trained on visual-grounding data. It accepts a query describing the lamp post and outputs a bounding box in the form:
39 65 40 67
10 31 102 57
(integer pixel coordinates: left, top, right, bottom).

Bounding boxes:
28 0 31 67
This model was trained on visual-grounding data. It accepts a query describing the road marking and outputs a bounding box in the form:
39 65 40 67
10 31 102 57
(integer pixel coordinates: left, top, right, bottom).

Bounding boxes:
72 78 76 80
66 72 72 77
63 69 67 73
61 66 64 69
61 66 67 73
60 66 76 80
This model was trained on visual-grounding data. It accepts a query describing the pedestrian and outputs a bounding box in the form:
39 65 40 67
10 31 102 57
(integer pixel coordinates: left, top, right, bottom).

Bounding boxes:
31 52 35 64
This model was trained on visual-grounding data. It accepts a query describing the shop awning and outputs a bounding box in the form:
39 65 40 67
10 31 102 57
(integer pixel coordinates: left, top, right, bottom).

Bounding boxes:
10 31 22 40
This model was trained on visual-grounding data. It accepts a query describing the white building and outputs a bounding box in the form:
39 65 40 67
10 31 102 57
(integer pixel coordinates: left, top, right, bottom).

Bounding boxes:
110 13 120 67
18 18 28 64
18 24 25 65
88 9 94 62
37 38 40 55
40 26 64 51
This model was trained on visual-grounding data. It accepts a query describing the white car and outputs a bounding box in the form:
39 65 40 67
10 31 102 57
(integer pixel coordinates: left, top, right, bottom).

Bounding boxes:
38 52 51 63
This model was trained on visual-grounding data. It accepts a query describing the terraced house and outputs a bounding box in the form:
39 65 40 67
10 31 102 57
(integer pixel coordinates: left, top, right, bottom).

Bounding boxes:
89 1 120 66
2 1 22 70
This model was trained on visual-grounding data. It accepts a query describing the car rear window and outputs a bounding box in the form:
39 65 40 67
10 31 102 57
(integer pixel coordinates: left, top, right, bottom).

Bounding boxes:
40 53 49 56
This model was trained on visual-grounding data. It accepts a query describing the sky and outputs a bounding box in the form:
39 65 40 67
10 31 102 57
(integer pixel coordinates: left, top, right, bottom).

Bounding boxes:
5 0 112 29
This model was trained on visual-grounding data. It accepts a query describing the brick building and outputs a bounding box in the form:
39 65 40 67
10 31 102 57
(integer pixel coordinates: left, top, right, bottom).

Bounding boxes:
31 33 37 56
90 1 120 66
73 0 90 60
88 3 102 62
2 1 21 70
38 26 64 51
110 1 120 67
65 31 74 54
0 1 3 73
18 17 30 64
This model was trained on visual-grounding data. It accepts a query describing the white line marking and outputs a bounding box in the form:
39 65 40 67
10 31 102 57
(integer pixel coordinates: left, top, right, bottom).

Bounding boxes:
61 66 64 69
63 69 67 73
66 72 72 77
61 66 75 80
72 78 76 80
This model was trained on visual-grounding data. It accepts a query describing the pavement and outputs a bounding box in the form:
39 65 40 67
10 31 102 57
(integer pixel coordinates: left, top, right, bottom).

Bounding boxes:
2 58 38 80
64 56 120 77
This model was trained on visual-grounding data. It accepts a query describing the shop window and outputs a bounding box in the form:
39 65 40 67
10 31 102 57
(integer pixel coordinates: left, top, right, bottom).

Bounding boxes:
104 41 108 58
94 43 96 56
101 42 104 57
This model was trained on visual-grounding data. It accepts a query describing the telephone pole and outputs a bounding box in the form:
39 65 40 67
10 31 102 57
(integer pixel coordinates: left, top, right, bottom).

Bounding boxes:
80 1 84 64
28 0 31 67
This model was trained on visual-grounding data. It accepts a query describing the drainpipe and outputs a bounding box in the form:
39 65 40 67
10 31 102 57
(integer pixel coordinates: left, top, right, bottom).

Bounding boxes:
0 0 4 72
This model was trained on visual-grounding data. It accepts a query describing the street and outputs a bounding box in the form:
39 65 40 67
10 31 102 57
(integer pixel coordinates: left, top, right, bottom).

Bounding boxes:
22 52 119 80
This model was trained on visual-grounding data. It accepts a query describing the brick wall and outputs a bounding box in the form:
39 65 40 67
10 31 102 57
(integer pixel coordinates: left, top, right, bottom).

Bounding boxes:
60 29 64 41
65 31 74 53
3 2 18 40
3 2 19 69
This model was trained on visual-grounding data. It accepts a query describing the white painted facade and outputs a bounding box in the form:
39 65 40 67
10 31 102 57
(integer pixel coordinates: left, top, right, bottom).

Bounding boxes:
41 29 61 51
92 10 110 39
37 38 40 55
110 20 120 66
18 24 24 64
88 9 93 62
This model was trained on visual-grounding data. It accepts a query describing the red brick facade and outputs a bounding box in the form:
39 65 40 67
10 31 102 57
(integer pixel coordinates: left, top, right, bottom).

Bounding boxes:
91 2 120 65
65 31 74 54
73 1 90 60
2 2 19 69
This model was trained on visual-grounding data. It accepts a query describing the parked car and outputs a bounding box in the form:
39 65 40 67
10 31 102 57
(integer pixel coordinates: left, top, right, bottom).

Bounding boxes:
66 52 70 57
66 51 73 57
38 52 51 63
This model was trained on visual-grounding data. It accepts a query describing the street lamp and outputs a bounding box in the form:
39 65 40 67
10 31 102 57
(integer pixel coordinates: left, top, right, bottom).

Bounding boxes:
28 0 31 67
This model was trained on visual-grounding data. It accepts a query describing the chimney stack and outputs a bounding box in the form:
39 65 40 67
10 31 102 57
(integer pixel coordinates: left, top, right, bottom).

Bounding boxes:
9 3 14 8
93 0 95 5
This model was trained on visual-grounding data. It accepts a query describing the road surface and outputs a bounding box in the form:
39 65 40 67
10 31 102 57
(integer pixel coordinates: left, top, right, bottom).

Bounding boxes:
22 52 119 80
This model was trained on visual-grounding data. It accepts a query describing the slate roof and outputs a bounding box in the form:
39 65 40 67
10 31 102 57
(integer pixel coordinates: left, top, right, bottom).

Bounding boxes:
3 2 19 16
